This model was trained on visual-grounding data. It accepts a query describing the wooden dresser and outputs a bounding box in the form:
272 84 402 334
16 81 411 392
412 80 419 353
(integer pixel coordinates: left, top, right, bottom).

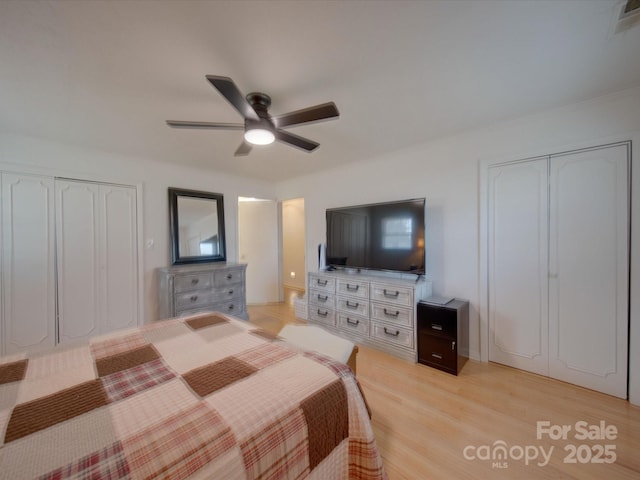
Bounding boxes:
308 271 431 362
157 263 248 320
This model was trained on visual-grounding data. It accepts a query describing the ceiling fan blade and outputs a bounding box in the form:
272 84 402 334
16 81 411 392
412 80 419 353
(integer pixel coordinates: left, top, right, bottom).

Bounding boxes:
275 129 320 152
234 140 252 156
273 102 339 128
205 75 260 121
166 120 244 130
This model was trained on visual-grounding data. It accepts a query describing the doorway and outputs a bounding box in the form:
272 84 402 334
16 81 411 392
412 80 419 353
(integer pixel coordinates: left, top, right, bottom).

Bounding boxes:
238 197 279 304
281 198 306 304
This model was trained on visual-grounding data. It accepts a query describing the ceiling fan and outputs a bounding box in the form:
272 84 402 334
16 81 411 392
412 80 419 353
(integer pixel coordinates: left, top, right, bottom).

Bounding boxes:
166 75 339 156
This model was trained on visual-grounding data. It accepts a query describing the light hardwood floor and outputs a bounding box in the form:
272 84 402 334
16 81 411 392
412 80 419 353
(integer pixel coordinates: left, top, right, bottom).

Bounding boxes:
247 298 640 480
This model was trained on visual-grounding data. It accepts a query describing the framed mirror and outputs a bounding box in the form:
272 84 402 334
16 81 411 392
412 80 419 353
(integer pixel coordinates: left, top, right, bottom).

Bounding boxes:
168 187 226 265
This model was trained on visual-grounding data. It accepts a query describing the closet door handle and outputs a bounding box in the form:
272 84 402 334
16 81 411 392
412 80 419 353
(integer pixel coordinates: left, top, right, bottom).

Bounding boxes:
431 324 443 331
431 353 443 360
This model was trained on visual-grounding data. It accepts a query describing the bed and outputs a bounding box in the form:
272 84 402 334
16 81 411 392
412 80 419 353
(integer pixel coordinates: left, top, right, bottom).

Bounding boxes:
0 313 386 479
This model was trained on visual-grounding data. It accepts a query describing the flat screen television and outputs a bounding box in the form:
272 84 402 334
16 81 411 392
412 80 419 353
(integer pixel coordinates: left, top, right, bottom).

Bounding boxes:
325 198 425 274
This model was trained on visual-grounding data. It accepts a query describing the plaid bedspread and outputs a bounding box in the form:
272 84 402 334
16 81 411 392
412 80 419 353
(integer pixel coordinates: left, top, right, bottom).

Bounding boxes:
0 313 386 479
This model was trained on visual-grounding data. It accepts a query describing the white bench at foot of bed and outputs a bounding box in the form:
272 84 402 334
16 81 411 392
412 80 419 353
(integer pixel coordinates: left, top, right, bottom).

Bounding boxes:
279 324 358 374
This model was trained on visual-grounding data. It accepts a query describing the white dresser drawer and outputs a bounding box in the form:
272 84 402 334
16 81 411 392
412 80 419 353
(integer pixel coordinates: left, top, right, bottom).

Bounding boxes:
214 269 244 287
308 306 336 327
337 296 369 317
371 322 414 349
371 283 414 307
174 273 213 293
308 290 336 309
371 303 413 328
336 279 369 299
309 274 336 293
175 290 215 309
337 313 369 337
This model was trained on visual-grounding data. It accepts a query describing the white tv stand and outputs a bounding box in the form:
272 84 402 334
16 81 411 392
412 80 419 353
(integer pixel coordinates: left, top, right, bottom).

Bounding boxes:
307 270 432 362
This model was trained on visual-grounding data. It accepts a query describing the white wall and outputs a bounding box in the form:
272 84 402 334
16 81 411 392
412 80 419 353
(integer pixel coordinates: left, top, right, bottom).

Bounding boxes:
0 132 276 324
282 198 306 290
274 85 640 405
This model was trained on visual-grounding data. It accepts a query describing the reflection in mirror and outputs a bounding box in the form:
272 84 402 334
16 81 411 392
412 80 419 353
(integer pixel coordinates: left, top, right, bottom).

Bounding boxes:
169 188 226 264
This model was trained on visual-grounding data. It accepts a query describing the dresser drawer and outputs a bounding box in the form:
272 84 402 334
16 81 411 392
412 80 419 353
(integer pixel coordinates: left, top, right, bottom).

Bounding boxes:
175 290 214 309
336 279 369 299
214 269 244 287
371 283 413 307
174 273 212 293
211 286 243 303
214 300 245 317
371 323 413 349
337 313 369 337
308 306 336 327
418 332 457 373
309 274 336 293
337 296 369 317
308 290 336 309
371 303 413 327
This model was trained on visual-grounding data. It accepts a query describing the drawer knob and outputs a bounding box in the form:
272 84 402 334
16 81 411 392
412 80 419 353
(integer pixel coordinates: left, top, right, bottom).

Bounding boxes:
317 309 328 317
190 295 198 302
431 324 443 331
346 300 359 309
317 279 328 286
191 278 199 285
346 317 360 326
226 274 233 280
317 294 328 302
346 284 359 291
383 289 400 298
228 304 234 310
228 289 234 295
383 308 399 317
383 327 400 337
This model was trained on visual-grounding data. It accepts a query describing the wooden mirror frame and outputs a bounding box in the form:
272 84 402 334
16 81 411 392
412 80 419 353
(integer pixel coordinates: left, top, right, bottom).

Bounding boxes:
168 187 226 265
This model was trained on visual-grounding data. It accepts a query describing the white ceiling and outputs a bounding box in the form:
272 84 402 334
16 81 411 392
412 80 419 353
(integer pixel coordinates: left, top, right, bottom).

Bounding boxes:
1 0 640 183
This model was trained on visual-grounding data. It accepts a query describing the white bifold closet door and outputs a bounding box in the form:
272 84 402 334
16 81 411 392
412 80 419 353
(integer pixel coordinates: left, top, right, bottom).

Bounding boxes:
1 173 57 354
488 143 629 398
55 179 138 344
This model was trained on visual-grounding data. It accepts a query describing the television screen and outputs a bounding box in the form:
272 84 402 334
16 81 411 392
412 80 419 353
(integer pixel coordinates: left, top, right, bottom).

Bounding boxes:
326 198 425 274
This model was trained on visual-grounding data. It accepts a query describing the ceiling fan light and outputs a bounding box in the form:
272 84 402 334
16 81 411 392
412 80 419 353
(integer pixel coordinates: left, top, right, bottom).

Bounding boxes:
244 127 275 145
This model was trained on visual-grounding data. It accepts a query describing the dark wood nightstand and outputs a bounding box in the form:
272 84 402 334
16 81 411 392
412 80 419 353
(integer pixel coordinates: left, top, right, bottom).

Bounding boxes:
417 299 469 375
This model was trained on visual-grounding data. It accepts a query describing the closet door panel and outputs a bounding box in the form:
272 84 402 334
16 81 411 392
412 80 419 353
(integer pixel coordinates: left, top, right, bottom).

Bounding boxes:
1 174 56 354
487 158 549 375
549 144 629 398
100 185 138 333
56 180 100 342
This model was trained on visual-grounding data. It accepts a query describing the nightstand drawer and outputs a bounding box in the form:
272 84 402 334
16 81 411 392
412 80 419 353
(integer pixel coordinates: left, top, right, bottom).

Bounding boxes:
418 332 457 373
417 303 456 338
